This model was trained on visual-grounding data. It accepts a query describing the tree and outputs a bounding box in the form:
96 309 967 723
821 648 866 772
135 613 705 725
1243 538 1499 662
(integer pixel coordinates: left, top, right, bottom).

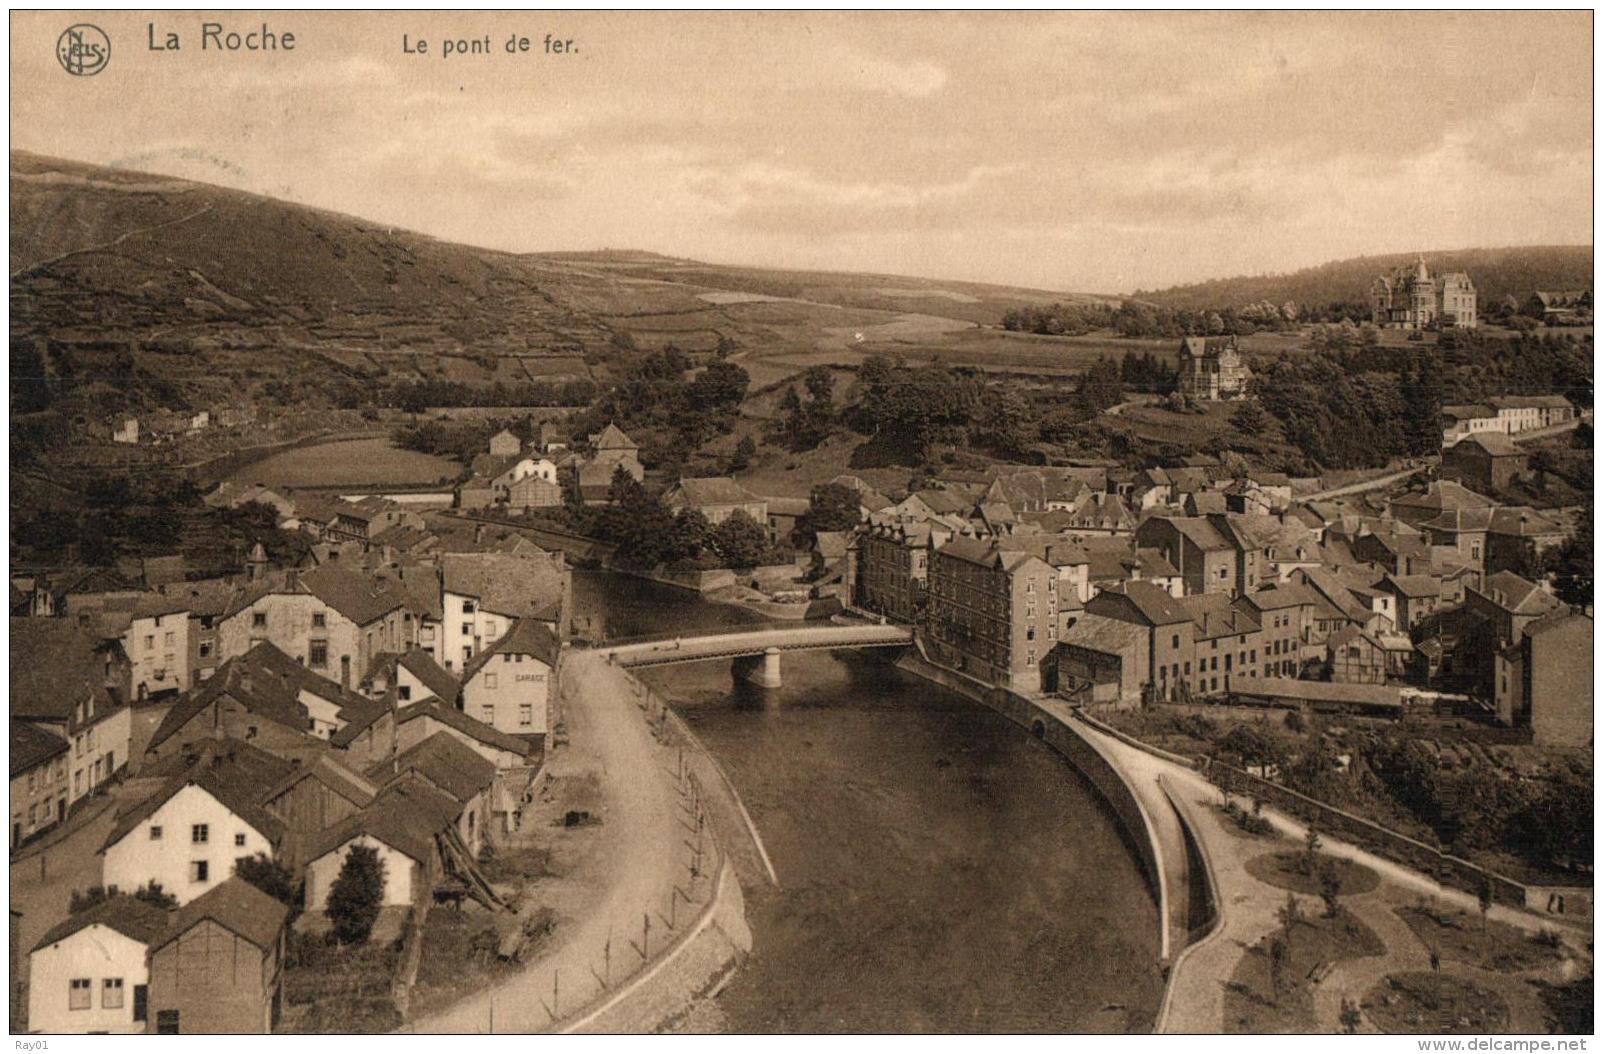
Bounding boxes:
708 510 769 569
1231 401 1268 436
794 482 860 547
1278 891 1302 948
236 852 298 914
1477 877 1493 932
1302 827 1323 875
327 844 386 945
1318 862 1342 918
729 435 757 473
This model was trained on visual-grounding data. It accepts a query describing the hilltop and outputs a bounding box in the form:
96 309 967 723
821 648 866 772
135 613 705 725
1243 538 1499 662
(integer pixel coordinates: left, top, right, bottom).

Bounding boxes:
1136 246 1593 312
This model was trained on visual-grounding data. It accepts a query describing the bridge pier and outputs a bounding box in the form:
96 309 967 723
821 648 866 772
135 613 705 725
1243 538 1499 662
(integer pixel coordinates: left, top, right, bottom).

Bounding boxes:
733 647 783 689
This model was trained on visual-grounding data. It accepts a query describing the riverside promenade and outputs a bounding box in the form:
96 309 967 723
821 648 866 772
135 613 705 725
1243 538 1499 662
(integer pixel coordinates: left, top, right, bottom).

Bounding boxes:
408 648 748 1034
1072 719 1588 1034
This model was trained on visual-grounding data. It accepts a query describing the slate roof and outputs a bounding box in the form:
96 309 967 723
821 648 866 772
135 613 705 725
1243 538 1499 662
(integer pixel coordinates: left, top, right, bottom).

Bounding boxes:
159 877 289 953
1060 613 1147 656
1390 481 1495 515
32 894 171 953
376 731 497 804
1384 573 1442 598
1236 676 1401 709
9 618 125 724
589 423 638 451
669 477 763 509
397 648 461 702
463 618 561 680
1478 571 1564 616
309 776 460 866
1487 507 1565 537
440 553 567 621
103 738 292 851
1093 580 1192 626
1178 593 1261 640
299 565 409 626
260 754 377 811
1240 583 1319 612
1456 432 1524 457
11 718 68 777
393 698 533 758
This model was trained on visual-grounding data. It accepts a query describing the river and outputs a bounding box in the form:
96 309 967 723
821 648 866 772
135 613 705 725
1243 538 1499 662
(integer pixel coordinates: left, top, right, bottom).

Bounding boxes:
572 571 1163 1033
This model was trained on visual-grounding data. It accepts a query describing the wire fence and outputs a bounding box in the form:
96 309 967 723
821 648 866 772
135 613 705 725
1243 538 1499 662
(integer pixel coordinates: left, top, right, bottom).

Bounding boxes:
475 664 728 1034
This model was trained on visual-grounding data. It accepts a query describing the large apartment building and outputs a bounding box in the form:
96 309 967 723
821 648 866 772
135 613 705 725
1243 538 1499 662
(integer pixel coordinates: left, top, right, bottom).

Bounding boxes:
925 538 1058 692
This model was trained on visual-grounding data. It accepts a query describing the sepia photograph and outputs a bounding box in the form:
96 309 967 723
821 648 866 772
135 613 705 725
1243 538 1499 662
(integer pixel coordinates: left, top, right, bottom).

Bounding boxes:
5 8 1595 1040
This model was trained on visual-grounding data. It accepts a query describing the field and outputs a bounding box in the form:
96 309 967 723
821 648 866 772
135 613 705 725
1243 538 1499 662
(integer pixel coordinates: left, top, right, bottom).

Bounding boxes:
227 436 462 489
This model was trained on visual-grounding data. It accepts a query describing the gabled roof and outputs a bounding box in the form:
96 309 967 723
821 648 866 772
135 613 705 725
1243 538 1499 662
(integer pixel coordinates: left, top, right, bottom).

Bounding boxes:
11 718 68 777
261 754 377 811
374 731 497 804
299 565 409 626
668 477 763 509
1477 571 1564 616
397 647 461 702
393 698 533 758
103 738 292 852
1390 481 1495 515
1060 613 1147 656
32 894 170 953
463 618 561 680
1456 432 1524 457
440 552 567 621
1487 507 1565 537
9 618 126 724
589 423 638 451
307 777 459 867
1239 583 1319 612
1178 592 1260 640
1383 573 1442 598
1178 335 1239 358
1090 580 1191 626
158 877 288 954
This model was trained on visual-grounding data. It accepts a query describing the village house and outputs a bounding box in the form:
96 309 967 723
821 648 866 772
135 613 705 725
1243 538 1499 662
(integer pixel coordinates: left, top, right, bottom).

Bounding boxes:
1325 626 1390 684
145 878 289 1034
1082 581 1197 701
363 647 460 707
664 477 770 528
215 566 417 688
142 645 386 764
487 428 522 457
1379 573 1443 632
391 699 534 771
1236 584 1320 678
1512 613 1593 746
925 537 1058 691
28 895 168 1034
459 618 561 747
1176 335 1251 401
1442 432 1527 493
1178 593 1263 696
11 618 133 808
1440 404 1502 448
1055 613 1149 704
374 732 497 856
1351 526 1431 577
303 776 463 917
101 739 291 906
575 423 644 503
440 550 570 673
11 719 69 849
1524 290 1590 324
258 755 378 872
1485 507 1569 575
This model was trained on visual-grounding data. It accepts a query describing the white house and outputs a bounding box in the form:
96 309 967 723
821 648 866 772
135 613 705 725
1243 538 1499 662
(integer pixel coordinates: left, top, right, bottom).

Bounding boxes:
302 779 459 913
124 596 193 699
439 553 568 673
28 896 168 1034
459 619 560 742
101 778 282 907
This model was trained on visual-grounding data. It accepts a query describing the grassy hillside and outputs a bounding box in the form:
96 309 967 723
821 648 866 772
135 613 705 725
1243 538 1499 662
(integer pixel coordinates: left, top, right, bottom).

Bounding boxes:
1137 246 1593 312
11 151 1122 425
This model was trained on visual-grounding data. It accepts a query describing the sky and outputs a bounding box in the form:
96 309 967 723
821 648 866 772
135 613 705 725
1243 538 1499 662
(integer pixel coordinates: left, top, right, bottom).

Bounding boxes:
10 11 1594 294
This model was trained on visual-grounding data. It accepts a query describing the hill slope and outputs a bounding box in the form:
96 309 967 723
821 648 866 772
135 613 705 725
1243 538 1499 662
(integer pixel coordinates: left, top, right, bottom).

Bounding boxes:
1136 246 1593 311
10 151 1111 421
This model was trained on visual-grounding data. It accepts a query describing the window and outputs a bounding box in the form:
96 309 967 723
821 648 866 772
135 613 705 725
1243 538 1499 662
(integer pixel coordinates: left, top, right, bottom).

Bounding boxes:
312 612 327 628
145 635 155 649
309 640 328 669
102 978 124 1009
234 833 246 847
156 1009 180 1035
252 612 267 628
462 623 473 636
486 620 498 637
70 978 92 1010
1171 634 1180 649
399 685 412 701
462 646 473 663
198 642 212 659
462 600 476 614
483 705 495 726
519 704 533 726
133 984 147 1023
150 825 163 840
190 860 209 883
192 823 209 844
164 632 175 647
485 672 499 689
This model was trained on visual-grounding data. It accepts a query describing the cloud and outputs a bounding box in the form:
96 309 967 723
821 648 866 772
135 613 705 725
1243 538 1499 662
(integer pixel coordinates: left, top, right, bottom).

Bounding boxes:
832 47 948 98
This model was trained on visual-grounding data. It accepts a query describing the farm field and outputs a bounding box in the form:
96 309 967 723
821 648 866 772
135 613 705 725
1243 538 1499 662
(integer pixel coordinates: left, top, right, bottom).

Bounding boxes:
227 435 462 489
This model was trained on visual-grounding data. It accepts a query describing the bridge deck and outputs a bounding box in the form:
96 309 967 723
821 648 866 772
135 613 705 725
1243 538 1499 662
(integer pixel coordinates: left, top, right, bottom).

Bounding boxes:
601 624 914 666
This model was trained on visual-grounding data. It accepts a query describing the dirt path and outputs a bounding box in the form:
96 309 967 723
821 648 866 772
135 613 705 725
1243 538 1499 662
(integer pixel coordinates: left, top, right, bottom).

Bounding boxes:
407 651 695 1033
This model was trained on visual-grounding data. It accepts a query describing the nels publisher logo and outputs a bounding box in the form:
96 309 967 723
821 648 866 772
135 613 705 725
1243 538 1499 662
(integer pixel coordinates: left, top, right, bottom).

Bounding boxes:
57 24 110 76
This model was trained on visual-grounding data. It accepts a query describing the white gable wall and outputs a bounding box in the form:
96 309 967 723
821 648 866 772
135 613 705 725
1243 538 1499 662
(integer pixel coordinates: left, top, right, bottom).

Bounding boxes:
29 924 151 1034
102 784 274 906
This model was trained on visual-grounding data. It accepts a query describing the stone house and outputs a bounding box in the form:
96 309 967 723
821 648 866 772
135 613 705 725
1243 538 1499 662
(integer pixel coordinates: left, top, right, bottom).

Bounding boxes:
925 538 1058 691
664 477 769 528
1442 432 1527 493
11 719 69 850
459 619 560 746
146 878 288 1034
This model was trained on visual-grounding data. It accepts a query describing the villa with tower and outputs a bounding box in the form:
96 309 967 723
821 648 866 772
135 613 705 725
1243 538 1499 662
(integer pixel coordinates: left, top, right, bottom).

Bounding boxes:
1370 257 1478 330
